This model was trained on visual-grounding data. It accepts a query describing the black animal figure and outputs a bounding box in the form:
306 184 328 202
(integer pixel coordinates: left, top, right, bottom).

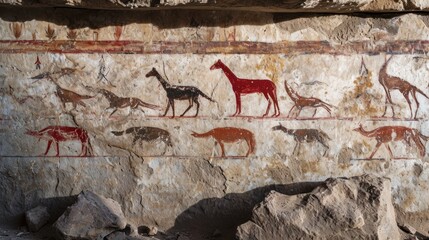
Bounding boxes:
98 89 160 116
111 126 173 155
145 67 215 118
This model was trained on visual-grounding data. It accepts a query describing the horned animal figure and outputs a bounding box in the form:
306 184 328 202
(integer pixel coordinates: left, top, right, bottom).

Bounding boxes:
272 123 330 156
145 67 215 118
378 56 429 119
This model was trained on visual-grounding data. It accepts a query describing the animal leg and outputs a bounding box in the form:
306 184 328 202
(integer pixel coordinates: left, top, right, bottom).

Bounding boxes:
412 90 420 120
170 100 175 118
287 105 296 118
194 98 200 117
269 91 280 117
218 141 226 157
109 108 118 117
162 101 171 117
295 108 302 118
403 91 413 119
262 92 272 117
181 99 193 117
44 140 53 156
320 104 332 117
318 139 329 157
245 139 251 157
312 108 317 117
233 93 241 116
385 144 394 159
55 141 60 157
382 87 395 118
369 141 382 159
412 134 426 157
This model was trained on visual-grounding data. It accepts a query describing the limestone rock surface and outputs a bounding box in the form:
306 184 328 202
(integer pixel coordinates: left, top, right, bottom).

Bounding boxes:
25 206 50 232
53 191 127 240
236 175 400 240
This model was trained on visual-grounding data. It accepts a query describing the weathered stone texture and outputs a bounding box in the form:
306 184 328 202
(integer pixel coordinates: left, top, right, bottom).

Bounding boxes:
236 175 400 240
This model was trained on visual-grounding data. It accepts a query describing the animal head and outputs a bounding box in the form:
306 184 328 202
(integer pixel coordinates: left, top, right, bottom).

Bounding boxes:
190 131 198 137
352 124 364 132
30 72 51 82
25 129 43 141
210 59 223 70
145 68 158 78
272 123 285 131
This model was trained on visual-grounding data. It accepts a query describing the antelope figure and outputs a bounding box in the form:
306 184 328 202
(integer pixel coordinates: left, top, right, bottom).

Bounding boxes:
112 126 173 155
210 59 280 117
26 126 92 156
354 124 428 159
97 88 160 116
145 67 215 118
31 68 93 109
379 56 429 119
272 123 330 156
284 81 333 118
191 127 255 157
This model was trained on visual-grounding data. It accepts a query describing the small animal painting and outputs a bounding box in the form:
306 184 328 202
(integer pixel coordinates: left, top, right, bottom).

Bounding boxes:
191 127 255 157
111 126 173 155
354 124 428 159
145 67 215 118
284 81 333 118
210 59 280 117
26 126 92 156
98 88 160 116
379 56 429 119
272 123 330 156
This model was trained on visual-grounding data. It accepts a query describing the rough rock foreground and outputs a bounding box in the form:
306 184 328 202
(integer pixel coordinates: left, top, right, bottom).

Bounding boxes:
237 175 401 240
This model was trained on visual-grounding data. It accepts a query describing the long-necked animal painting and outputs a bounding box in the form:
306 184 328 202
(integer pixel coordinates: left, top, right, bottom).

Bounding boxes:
111 126 173 155
191 127 255 157
26 126 92 156
145 67 215 118
379 56 429 120
284 81 333 118
353 124 428 159
97 88 160 116
272 123 330 156
210 59 280 117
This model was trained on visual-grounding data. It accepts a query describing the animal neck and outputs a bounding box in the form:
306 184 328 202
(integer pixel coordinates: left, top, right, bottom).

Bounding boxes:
101 89 115 98
379 57 392 78
217 61 238 84
153 71 171 90
284 82 300 101
355 126 374 137
276 126 292 134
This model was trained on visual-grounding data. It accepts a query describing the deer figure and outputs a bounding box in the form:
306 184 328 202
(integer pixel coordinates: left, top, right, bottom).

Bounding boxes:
191 127 255 157
31 69 93 109
112 126 173 155
97 88 160 117
145 67 215 118
26 126 92 156
284 81 333 118
379 56 429 119
272 123 330 156
210 59 280 117
353 124 428 159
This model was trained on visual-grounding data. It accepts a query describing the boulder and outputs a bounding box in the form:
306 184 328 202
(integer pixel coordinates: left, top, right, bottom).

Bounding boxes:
53 191 127 240
237 174 400 240
25 205 50 232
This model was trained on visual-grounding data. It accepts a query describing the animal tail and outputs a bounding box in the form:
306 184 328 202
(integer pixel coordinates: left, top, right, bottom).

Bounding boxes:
418 131 429 142
198 90 216 102
414 87 429 99
321 100 335 109
137 99 162 110
319 130 332 141
191 131 213 138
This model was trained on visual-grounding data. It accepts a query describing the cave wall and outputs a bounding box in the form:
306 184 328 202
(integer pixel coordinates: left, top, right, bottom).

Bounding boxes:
1 7 429 231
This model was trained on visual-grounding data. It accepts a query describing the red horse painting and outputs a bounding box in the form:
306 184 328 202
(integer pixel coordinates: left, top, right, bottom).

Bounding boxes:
26 126 92 157
210 59 280 117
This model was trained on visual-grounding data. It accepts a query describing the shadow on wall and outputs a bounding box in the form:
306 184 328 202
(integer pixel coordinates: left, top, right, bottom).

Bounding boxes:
0 6 420 30
167 181 324 240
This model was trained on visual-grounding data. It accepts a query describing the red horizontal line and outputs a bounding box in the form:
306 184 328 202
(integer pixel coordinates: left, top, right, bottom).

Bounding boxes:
0 40 428 55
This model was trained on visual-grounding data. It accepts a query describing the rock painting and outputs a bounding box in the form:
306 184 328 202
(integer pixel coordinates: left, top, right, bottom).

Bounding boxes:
191 127 255 157
97 88 160 116
26 126 92 157
272 123 330 156
353 124 428 159
145 67 215 118
210 59 280 117
379 56 429 120
111 127 173 155
31 69 94 110
284 81 333 119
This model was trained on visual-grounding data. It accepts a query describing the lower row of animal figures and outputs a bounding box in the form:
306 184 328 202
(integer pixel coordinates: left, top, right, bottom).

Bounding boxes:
24 124 428 159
